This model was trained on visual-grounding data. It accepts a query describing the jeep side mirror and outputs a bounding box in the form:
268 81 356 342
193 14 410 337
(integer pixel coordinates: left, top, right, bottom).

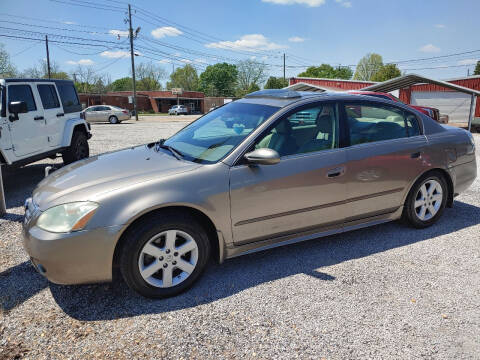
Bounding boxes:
244 148 280 165
8 101 28 121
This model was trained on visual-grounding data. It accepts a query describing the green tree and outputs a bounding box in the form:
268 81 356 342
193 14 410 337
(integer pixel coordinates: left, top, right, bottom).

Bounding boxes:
167 64 199 91
371 63 402 82
236 59 267 97
474 61 480 75
298 64 352 79
264 76 289 89
0 43 17 77
353 53 383 81
199 62 238 97
109 77 133 91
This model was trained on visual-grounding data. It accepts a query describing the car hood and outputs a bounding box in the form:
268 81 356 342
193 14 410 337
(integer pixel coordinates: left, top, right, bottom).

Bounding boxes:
33 144 200 209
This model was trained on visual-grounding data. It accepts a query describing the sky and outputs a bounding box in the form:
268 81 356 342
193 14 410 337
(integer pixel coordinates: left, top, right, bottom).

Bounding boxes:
1 0 479 85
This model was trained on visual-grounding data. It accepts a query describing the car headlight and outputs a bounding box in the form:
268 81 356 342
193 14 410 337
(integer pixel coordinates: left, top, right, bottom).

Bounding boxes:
36 202 99 233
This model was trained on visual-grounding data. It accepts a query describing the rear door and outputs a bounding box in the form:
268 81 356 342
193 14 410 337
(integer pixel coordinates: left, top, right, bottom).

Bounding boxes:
36 83 63 147
342 101 427 223
229 101 348 244
7 83 47 157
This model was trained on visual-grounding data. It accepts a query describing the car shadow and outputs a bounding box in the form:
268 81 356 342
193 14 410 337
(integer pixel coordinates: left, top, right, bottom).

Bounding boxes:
39 200 479 321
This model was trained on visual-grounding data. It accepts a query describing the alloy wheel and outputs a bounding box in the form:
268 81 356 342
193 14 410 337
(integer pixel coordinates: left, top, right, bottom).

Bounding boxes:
138 230 198 288
414 179 443 221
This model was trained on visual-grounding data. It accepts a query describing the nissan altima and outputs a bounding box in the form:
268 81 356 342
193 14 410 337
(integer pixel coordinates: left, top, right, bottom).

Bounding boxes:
23 90 477 298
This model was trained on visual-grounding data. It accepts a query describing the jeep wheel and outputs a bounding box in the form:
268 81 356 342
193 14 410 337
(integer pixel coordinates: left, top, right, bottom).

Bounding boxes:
62 131 89 165
109 115 119 124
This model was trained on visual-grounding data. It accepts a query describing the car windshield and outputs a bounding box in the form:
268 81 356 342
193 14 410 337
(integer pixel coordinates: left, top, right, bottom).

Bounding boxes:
163 101 280 164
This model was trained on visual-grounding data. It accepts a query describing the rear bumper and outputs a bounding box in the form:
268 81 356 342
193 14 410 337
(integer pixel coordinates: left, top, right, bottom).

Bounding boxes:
22 221 122 285
451 158 477 196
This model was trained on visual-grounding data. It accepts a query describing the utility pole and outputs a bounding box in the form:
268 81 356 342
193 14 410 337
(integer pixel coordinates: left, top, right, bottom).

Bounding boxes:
283 53 286 81
45 35 51 79
128 4 138 121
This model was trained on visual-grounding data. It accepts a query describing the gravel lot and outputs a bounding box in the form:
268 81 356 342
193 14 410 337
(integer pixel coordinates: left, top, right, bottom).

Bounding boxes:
1 121 479 359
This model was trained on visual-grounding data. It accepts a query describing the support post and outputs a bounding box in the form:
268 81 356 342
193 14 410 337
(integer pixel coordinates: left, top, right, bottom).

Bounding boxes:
128 4 138 121
468 93 476 132
283 53 286 81
45 35 51 79
0 165 6 216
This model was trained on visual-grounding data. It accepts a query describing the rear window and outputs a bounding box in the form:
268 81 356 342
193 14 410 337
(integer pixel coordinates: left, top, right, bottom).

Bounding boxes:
56 83 82 113
37 84 60 109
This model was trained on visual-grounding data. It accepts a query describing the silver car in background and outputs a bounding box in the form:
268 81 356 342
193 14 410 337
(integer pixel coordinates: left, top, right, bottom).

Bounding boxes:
23 90 477 298
168 105 188 115
83 105 130 124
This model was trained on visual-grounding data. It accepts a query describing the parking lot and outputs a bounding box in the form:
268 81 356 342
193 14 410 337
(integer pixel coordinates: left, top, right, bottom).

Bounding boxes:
1 120 479 359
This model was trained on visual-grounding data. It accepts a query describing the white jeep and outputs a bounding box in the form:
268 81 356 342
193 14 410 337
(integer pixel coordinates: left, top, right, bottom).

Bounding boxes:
0 78 91 167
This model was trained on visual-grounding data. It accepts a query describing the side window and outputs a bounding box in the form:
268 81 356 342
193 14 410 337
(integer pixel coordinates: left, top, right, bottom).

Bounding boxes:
8 85 37 111
37 84 60 109
345 103 408 145
56 83 81 113
255 103 339 157
405 113 421 136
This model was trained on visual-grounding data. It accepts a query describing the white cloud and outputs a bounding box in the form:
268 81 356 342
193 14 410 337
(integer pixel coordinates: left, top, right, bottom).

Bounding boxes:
262 0 325 6
194 58 207 64
288 36 305 43
206 34 286 52
180 59 192 64
335 0 352 7
158 59 171 64
109 29 129 38
457 59 478 65
100 50 130 58
151 26 183 39
434 24 446 28
419 44 440 53
66 59 94 65
62 21 76 25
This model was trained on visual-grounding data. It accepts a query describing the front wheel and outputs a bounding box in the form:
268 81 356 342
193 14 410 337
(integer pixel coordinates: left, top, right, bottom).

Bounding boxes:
62 131 89 165
120 212 211 298
403 172 448 228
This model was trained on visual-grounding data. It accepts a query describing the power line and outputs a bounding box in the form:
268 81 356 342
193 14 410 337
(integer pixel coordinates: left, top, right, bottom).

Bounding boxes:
49 0 125 13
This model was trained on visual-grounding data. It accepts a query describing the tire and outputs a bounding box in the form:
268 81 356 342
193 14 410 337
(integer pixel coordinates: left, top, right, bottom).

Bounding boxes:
402 171 448 228
120 211 211 298
62 131 89 165
109 115 119 124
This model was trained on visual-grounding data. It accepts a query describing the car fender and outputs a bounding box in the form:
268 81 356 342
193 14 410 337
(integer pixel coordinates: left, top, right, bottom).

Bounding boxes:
61 117 90 147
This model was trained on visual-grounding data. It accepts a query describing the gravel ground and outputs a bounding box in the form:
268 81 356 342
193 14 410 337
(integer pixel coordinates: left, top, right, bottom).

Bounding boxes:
1 124 479 359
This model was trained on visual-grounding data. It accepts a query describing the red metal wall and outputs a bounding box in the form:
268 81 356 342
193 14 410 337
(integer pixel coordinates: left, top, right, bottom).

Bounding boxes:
289 77 375 91
399 77 480 117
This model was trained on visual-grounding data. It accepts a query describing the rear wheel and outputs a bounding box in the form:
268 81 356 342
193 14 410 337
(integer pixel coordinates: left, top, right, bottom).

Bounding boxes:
62 131 89 165
403 172 448 228
109 115 119 124
120 212 211 298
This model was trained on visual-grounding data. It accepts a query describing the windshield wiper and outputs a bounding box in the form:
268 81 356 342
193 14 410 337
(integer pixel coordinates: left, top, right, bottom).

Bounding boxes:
157 140 183 160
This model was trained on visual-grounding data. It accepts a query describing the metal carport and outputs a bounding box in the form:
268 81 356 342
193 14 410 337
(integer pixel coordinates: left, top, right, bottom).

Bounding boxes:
361 74 480 131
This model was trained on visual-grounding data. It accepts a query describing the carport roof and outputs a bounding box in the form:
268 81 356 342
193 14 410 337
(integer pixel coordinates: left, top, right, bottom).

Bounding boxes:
361 73 480 96
285 82 343 92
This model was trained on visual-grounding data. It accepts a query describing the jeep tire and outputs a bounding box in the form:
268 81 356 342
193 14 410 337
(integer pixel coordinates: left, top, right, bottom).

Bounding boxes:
62 131 89 165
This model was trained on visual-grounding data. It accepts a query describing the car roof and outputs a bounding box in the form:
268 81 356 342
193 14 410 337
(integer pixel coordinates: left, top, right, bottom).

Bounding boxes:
3 78 75 84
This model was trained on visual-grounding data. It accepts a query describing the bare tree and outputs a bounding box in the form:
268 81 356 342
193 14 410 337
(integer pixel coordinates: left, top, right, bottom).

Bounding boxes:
0 43 17 77
135 62 167 91
236 59 267 97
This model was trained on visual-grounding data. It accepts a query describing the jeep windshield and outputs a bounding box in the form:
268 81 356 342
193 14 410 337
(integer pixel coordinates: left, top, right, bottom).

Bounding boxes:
163 101 279 164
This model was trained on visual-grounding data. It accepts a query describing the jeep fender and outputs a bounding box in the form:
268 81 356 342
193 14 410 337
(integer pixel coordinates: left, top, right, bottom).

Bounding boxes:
61 118 90 148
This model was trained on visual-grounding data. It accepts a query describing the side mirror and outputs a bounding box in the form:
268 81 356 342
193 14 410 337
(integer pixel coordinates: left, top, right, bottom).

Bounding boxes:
8 101 28 121
244 148 280 165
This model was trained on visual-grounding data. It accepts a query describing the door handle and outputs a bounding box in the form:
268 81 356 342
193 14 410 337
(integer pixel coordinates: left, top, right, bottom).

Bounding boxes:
56 113 64 117
411 152 421 159
34 116 44 121
327 167 345 178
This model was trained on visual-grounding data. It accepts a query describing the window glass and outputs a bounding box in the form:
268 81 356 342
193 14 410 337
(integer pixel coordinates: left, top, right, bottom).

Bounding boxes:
406 113 421 136
164 102 279 163
8 85 36 111
56 83 81 113
255 103 339 157
37 84 60 109
345 103 408 145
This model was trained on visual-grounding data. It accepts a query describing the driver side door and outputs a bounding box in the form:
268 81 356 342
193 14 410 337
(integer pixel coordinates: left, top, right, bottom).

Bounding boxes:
229 101 348 245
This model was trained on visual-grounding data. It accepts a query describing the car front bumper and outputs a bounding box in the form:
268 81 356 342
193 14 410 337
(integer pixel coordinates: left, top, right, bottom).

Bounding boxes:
22 201 123 285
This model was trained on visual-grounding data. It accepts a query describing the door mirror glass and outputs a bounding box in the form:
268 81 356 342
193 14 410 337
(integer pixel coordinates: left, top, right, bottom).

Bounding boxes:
8 100 28 121
244 148 280 165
